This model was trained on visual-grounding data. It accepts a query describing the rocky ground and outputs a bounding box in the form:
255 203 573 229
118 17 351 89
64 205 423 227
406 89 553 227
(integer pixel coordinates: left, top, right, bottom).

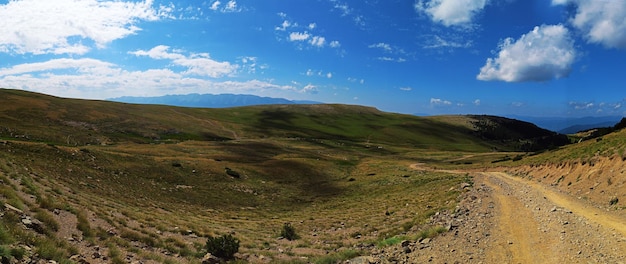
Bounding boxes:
351 171 626 264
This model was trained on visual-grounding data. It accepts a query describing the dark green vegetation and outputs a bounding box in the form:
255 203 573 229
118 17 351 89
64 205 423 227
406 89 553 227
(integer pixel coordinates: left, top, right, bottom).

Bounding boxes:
205 234 240 260
0 89 574 263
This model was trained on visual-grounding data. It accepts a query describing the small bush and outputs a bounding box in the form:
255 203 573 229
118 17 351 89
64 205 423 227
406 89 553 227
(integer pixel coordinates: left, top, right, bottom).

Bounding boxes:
76 211 93 238
225 167 241 178
35 209 59 233
205 234 239 260
609 197 619 206
280 223 299 241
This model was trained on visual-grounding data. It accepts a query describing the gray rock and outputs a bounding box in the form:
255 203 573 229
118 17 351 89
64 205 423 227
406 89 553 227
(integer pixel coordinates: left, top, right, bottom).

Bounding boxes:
346 256 375 264
202 253 221 264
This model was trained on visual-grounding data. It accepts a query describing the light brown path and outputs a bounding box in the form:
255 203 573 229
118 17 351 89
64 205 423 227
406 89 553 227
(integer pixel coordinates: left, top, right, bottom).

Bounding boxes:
480 172 557 264
489 171 626 237
479 171 626 263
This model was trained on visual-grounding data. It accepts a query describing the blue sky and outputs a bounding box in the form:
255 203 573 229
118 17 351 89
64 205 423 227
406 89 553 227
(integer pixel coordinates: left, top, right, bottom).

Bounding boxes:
0 0 625 117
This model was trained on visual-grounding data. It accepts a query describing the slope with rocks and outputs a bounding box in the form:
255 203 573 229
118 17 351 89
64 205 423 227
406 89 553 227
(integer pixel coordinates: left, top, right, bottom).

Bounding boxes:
358 171 626 263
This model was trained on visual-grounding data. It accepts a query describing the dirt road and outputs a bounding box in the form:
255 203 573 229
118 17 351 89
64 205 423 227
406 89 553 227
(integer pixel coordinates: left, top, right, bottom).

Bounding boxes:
368 171 626 263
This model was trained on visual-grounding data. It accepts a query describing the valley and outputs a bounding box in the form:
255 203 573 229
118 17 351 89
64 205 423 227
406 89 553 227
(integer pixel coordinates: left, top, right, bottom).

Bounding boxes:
0 89 624 263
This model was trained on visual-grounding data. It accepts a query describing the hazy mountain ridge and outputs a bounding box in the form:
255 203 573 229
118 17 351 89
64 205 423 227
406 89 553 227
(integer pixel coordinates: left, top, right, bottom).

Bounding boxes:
108 93 321 108
508 115 623 133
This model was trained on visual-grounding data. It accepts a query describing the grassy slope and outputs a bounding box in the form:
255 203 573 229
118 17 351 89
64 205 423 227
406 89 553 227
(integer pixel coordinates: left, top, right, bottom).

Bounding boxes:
1 89 550 152
0 89 566 263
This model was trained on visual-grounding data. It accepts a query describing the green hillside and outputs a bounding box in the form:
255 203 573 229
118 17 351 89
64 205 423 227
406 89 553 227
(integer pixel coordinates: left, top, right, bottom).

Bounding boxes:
0 89 571 263
0 89 566 152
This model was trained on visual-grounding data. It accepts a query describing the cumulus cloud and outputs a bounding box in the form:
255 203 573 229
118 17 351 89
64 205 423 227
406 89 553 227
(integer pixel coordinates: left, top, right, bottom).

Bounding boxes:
415 0 489 26
275 20 293 31
289 32 310 42
130 45 236 78
569 101 594 110
473 99 481 105
209 1 221 10
276 13 337 50
430 98 452 105
553 0 626 49
0 0 170 55
208 0 240 13
309 36 326 47
477 24 576 82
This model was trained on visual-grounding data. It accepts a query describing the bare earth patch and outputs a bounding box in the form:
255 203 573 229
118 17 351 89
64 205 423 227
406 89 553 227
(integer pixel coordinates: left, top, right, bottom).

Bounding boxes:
363 171 626 263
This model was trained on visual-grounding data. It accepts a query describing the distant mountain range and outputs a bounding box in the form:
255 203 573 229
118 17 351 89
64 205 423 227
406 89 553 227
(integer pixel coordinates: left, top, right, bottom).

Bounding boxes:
507 115 623 134
108 93 321 108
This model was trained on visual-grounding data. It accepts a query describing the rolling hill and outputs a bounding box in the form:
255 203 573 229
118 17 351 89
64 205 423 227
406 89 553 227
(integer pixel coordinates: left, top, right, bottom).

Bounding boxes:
108 93 321 108
0 88 582 263
0 89 567 152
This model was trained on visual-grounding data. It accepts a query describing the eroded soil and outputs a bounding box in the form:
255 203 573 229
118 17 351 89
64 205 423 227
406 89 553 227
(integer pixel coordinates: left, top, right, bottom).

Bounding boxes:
364 171 626 263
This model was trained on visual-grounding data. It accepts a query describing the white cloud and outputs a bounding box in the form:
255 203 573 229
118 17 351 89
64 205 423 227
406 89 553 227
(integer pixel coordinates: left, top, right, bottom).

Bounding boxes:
0 0 169 55
423 35 472 49
569 101 594 110
207 0 240 13
430 98 452 105
331 1 351 16
289 32 310 41
329 41 341 48
326 72 333 79
224 0 238 12
415 0 489 26
209 1 221 10
130 45 237 78
301 84 318 94
0 58 116 76
275 20 292 31
277 13 335 50
368 43 393 52
309 36 326 47
553 0 626 49
400 87 412 91
473 99 481 105
0 58 299 99
477 24 576 82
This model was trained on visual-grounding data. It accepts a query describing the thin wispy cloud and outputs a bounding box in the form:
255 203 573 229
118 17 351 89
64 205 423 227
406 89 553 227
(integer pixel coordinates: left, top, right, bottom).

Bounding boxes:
130 45 237 78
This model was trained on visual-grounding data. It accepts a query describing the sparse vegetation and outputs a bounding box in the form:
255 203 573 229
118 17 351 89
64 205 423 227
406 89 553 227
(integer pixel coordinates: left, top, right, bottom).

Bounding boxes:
0 89 623 262
280 223 299 240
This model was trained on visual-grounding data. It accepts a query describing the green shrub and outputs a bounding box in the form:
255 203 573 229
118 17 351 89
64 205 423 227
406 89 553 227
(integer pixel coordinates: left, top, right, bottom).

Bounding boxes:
205 234 239 260
35 209 59 233
280 223 299 241
76 211 92 238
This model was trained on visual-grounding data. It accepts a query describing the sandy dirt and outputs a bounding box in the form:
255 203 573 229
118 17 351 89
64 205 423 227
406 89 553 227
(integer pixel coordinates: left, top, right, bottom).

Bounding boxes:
365 170 626 263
